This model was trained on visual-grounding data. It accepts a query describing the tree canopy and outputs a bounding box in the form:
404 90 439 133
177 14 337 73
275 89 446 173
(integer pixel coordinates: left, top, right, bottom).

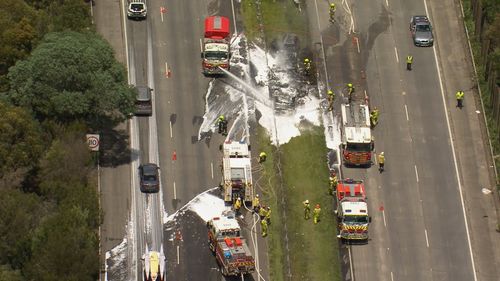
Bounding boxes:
7 31 135 127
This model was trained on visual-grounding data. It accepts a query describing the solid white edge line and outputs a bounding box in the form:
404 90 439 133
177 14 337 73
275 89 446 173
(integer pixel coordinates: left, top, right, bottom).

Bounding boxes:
211 162 214 179
382 209 387 227
414 165 419 182
177 245 180 265
348 246 355 281
404 104 409 121
424 229 429 247
424 0 478 279
230 0 238 35
394 47 399 62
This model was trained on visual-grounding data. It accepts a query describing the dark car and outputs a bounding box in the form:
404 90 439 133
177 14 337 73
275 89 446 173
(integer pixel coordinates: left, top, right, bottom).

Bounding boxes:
139 163 160 193
410 15 434 47
134 86 153 116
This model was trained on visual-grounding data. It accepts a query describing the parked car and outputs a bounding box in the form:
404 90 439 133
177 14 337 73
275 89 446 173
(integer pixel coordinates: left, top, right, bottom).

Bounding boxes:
410 15 434 47
134 86 153 116
139 163 160 193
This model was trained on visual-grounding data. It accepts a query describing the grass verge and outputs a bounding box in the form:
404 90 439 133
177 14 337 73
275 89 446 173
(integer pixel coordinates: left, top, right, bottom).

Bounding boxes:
255 126 341 281
462 0 500 185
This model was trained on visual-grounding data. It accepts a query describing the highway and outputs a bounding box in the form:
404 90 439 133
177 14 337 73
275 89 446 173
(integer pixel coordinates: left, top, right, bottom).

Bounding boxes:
313 0 478 280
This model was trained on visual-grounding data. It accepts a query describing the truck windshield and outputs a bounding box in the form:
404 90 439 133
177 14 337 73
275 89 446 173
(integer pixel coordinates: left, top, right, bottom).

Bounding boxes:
205 51 228 60
343 215 369 224
346 143 372 152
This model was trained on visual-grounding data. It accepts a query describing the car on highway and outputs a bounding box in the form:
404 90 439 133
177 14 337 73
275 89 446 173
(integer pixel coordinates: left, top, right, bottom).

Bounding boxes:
410 15 434 47
127 0 147 20
139 163 160 193
134 86 153 116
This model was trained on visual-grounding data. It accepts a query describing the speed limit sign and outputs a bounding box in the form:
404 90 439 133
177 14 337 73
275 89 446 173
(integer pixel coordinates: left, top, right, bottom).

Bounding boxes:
86 134 100 151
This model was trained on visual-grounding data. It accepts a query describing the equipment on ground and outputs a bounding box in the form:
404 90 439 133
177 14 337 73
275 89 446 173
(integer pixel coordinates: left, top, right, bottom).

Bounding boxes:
341 103 374 166
335 179 371 242
202 16 231 75
221 141 254 204
207 210 256 276
142 245 166 281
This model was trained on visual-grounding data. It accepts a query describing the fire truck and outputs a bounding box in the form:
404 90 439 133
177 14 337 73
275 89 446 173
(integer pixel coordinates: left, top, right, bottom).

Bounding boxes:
142 246 166 281
207 210 256 276
340 103 374 166
201 16 231 75
335 179 371 242
221 140 254 204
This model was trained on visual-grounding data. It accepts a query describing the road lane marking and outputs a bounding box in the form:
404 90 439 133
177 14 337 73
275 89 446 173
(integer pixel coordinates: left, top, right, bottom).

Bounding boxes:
199 38 203 53
355 37 360 53
414 165 419 182
169 121 173 138
382 209 387 227
211 162 214 179
424 229 429 247
348 246 355 281
404 104 409 121
424 0 478 278
173 181 177 200
177 245 180 264
391 271 394 281
386 0 389 7
394 47 399 62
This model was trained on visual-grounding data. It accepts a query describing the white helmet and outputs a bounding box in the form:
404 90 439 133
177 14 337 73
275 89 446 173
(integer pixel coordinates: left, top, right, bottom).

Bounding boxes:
305 199 309 204
380 152 384 155
256 194 259 198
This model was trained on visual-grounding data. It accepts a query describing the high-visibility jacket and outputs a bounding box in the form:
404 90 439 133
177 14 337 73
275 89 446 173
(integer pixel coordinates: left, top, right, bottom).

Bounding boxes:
378 154 385 164
259 152 267 158
265 209 271 220
234 200 242 210
406 55 413 64
253 197 260 208
456 91 464 100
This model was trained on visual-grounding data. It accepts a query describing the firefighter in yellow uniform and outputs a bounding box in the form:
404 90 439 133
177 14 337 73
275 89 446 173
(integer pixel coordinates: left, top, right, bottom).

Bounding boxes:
303 200 311 220
378 152 385 172
456 90 464 108
370 107 379 127
304 58 311 75
261 218 268 237
259 205 267 221
259 152 267 163
313 204 321 224
264 206 271 225
329 175 338 195
327 90 335 111
253 194 261 213
347 83 355 103
234 197 242 216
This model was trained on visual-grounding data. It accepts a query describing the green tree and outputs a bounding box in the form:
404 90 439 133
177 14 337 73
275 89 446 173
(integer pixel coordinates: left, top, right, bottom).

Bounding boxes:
7 31 135 128
0 102 45 188
26 205 99 281
0 189 43 269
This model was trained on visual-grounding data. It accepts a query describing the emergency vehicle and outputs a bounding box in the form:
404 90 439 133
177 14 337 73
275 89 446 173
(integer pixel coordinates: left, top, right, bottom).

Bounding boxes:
341 103 374 166
207 210 256 276
142 245 166 281
221 140 254 204
202 16 231 75
335 179 371 242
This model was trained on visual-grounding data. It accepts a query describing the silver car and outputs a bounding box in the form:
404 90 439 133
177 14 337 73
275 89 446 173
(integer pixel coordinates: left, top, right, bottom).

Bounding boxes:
410 15 434 47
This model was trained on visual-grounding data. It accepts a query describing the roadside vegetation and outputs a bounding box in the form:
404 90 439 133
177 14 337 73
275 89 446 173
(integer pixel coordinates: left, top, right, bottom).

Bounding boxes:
461 0 500 186
242 1 342 280
0 0 134 280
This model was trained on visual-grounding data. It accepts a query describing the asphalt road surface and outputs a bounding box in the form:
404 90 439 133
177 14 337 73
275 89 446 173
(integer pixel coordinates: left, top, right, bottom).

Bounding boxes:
311 0 483 280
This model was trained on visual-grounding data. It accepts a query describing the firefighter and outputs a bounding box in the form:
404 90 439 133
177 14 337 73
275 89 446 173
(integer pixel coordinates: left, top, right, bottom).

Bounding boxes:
406 55 413 71
259 205 267 221
259 152 267 163
217 115 228 135
234 197 242 216
253 194 261 213
456 90 464 108
261 218 268 237
378 152 385 172
313 204 321 224
265 206 272 225
329 174 338 195
370 107 379 127
347 83 355 103
304 58 311 75
327 90 335 111
329 3 336 22
303 200 311 219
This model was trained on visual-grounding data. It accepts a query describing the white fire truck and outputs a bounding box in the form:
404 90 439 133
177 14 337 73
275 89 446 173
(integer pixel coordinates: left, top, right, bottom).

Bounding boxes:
341 103 374 166
221 140 254 204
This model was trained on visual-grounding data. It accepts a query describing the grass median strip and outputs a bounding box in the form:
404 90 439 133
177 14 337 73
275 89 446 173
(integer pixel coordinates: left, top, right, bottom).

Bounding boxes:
256 126 341 281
